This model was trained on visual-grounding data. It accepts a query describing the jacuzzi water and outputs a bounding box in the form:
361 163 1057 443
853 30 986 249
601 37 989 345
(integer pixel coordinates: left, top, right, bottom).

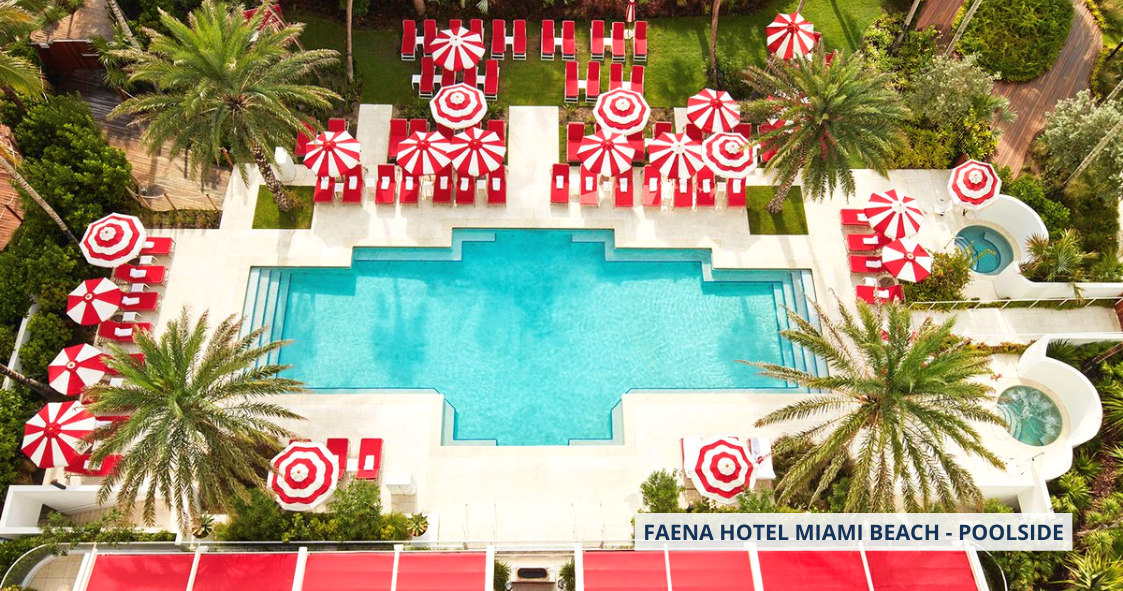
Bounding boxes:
997 385 1062 447
955 226 1014 275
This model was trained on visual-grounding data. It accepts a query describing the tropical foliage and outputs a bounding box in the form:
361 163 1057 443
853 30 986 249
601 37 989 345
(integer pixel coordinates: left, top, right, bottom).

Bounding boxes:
1020 229 1109 284
0 0 44 106
639 469 684 513
1040 90 1123 196
901 249 974 303
955 0 1073 81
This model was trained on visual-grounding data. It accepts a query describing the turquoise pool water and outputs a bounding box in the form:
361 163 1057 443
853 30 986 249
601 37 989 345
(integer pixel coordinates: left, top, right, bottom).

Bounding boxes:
955 226 1014 275
244 229 817 445
998 385 1062 447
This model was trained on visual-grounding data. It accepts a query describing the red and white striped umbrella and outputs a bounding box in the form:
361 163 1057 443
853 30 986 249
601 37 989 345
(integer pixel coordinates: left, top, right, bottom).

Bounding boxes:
304 130 361 177
66 278 122 325
268 441 339 511
593 88 650 137
702 132 757 178
23 401 96 469
396 131 452 177
688 436 755 503
766 13 817 60
81 214 146 268
432 83 487 130
431 26 485 72
686 89 741 135
648 132 704 180
578 131 636 177
882 238 933 283
48 344 106 396
626 0 636 23
948 159 1002 210
448 127 505 177
865 190 924 239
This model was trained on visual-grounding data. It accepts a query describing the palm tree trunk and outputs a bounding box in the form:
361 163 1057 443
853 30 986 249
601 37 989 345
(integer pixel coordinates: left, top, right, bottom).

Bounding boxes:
709 0 722 87
1066 117 1123 188
796 0 807 12
2 86 26 114
945 0 983 57
0 148 78 244
252 145 294 213
412 0 426 16
345 0 354 82
766 175 796 214
892 0 924 51
0 361 62 401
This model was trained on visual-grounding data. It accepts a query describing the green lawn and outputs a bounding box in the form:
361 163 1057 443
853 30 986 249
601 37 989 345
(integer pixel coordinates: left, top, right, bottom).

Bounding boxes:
254 186 315 229
294 0 892 108
746 186 808 235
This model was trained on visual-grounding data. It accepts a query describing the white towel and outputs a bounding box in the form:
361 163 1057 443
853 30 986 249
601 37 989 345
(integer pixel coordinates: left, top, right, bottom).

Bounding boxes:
620 177 628 191
129 269 145 279
703 180 711 192
380 177 390 190
440 177 449 189
584 178 593 191
405 177 414 190
114 328 132 337
319 177 330 189
875 289 889 298
555 176 565 189
649 178 658 192
349 177 359 190
492 178 501 190
122 296 139 306
863 237 878 245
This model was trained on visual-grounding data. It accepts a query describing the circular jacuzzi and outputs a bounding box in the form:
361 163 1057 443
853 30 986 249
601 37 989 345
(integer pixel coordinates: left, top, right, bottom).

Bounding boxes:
997 385 1062 446
955 226 1014 275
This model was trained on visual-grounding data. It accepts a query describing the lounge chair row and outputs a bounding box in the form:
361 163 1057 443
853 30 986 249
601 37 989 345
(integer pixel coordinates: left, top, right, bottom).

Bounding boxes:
317 164 508 206
401 20 647 63
563 121 753 165
325 437 383 480
98 320 153 344
564 62 644 104
589 20 647 63
412 57 500 100
388 118 506 160
550 164 748 208
856 279 904 304
294 119 348 157
401 18 487 60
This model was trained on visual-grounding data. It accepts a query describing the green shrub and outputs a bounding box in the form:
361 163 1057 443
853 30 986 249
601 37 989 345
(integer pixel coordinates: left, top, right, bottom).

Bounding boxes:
890 125 954 169
956 0 1074 81
327 479 382 541
379 511 410 540
493 560 510 591
215 488 292 541
18 312 71 379
0 388 38 500
902 249 973 302
558 559 576 591
639 469 683 513
860 14 940 90
1005 175 1071 236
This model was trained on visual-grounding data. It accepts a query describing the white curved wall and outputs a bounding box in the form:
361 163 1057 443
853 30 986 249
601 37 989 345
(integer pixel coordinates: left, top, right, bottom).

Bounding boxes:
974 195 1048 261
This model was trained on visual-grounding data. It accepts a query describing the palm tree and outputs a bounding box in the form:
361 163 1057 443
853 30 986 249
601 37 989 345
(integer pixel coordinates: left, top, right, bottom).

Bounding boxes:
345 0 353 82
708 0 721 86
742 50 908 213
0 0 44 112
0 141 77 243
1020 229 1096 283
743 300 1005 512
85 308 306 533
0 360 61 400
109 1 340 213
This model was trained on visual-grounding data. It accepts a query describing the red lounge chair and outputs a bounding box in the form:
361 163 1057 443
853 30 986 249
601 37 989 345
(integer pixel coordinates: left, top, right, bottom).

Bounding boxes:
642 166 661 207
847 233 891 252
423 19 437 56
726 177 746 207
388 118 408 159
401 20 417 60
610 21 625 62
487 119 506 145
418 56 435 98
734 122 752 137
399 174 419 204
449 18 462 30
634 21 648 62
561 21 576 60
488 166 507 204
541 20 555 60
433 169 453 204
566 122 584 163
328 118 346 133
313 175 335 204
586 61 601 103
139 237 174 257
113 264 166 285
850 255 885 273
456 175 475 205
325 438 349 481
120 291 159 312
673 177 693 208
98 321 153 343
66 453 121 477
615 170 634 207
470 19 484 39
609 62 623 90
551 163 570 203
356 438 383 480
630 65 644 94
463 66 479 88
579 168 598 205
627 132 644 164
375 164 396 204
684 123 704 141
437 123 456 138
653 121 672 138
439 67 456 89
513 20 527 60
696 168 716 207
590 20 605 60
840 208 870 227
484 59 499 101
491 19 506 59
409 118 428 136
564 60 579 104
856 284 904 305
342 171 363 204
294 121 314 157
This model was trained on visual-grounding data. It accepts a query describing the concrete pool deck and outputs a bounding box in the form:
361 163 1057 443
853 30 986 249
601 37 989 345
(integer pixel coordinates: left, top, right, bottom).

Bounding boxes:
107 105 1119 541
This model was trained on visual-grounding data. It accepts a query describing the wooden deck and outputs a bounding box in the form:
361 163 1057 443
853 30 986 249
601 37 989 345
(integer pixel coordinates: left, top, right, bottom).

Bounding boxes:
915 0 963 39
0 170 23 250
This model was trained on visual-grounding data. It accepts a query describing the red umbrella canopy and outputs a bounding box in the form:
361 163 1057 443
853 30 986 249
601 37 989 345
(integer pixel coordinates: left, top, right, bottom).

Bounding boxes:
448 127 506 177
648 132 705 180
766 13 818 60
22 401 96 469
688 436 754 504
431 84 488 130
268 441 339 511
67 278 122 325
304 130 361 177
593 88 651 137
948 159 1002 210
396 131 452 177
81 213 147 269
865 189 924 239
702 132 757 178
577 131 636 177
626 0 636 23
686 89 741 135
882 238 933 283
48 344 107 396
431 26 486 72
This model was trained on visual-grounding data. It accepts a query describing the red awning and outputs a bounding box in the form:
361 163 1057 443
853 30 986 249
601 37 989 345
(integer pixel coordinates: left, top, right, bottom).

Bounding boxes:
192 553 297 591
757 551 868 591
85 554 195 591
866 551 980 591
302 552 395 591
583 551 668 591
668 550 755 591
396 552 487 591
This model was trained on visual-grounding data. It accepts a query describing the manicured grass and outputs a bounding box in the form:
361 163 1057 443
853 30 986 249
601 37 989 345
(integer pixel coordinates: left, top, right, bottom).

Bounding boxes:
745 185 808 235
254 186 315 230
297 13 418 106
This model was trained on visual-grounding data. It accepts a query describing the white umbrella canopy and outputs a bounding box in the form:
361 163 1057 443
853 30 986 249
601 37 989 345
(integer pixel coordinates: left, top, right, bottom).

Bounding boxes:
304 130 361 177
396 131 452 177
67 278 122 325
81 214 147 268
865 189 924 239
430 26 485 72
686 89 741 135
431 83 488 130
882 238 933 283
593 88 651 137
48 344 106 396
766 12 818 60
686 436 756 504
22 401 96 469
268 441 340 511
448 127 506 177
948 159 1002 210
577 131 636 177
701 132 757 178
648 132 704 179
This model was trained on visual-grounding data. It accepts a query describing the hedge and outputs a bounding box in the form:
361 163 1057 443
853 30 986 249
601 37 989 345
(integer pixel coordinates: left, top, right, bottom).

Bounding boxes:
956 0 1073 82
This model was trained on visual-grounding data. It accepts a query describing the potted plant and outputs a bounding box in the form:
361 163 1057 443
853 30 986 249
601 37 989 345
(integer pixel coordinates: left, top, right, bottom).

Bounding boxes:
406 513 429 538
191 514 215 539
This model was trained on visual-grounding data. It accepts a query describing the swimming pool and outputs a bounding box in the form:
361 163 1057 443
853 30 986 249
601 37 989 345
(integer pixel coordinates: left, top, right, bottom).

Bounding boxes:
955 226 1014 275
997 385 1062 447
244 229 819 445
